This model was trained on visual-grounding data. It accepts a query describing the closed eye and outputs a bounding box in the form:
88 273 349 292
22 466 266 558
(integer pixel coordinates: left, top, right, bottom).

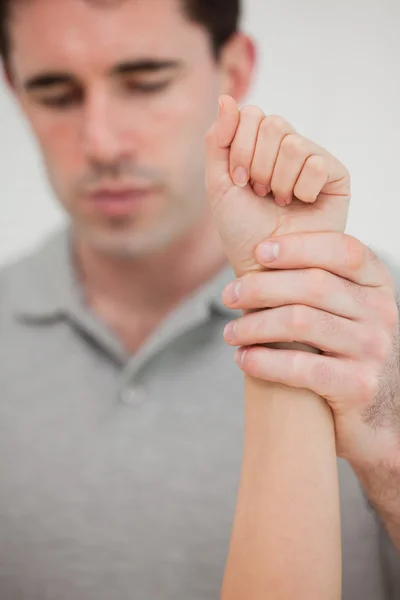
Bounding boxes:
124 80 171 93
37 89 83 109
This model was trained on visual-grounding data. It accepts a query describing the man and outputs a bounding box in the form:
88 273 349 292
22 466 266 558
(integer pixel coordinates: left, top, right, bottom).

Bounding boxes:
0 0 399 598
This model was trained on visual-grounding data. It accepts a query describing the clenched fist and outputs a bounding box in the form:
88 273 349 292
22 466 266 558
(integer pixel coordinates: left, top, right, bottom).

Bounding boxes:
205 95 351 276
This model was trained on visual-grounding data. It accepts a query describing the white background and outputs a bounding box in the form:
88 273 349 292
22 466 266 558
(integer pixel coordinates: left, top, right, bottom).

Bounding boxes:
1 0 399 266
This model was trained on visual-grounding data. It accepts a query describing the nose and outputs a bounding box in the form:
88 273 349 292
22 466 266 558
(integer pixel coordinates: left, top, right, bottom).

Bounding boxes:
81 92 130 166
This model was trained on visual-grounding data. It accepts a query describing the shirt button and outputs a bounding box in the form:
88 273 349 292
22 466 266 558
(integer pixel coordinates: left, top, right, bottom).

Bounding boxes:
121 386 146 407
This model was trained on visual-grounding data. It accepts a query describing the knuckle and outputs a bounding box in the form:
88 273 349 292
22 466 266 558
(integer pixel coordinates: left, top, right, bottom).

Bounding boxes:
290 304 310 336
305 154 327 175
260 114 287 136
343 235 367 271
357 368 380 404
281 133 306 156
240 105 265 120
364 328 393 363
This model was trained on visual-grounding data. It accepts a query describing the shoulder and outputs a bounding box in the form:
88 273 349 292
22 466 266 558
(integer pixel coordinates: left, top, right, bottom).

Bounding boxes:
0 230 68 322
0 249 36 316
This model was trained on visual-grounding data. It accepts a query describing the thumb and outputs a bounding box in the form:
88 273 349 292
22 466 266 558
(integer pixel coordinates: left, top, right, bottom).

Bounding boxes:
205 95 240 203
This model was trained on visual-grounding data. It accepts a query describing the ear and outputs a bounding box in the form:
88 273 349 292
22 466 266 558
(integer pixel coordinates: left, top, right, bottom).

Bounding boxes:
218 33 257 105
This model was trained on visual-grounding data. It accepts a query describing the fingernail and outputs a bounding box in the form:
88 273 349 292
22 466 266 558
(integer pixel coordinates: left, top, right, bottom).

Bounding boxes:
223 281 241 304
258 241 279 262
253 183 268 196
219 98 224 114
234 347 247 367
233 167 249 187
224 321 238 343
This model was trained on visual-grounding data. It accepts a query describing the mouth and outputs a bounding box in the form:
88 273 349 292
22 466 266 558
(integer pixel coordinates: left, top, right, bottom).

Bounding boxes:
88 187 153 217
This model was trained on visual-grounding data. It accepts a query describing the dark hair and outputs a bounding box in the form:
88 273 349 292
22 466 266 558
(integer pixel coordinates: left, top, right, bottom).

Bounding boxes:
0 0 241 67
181 0 241 57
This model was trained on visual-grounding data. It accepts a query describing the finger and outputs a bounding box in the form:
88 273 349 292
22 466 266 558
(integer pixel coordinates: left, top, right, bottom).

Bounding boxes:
254 232 394 288
234 346 378 411
222 268 373 320
293 154 329 204
205 95 239 202
229 105 265 188
249 115 296 197
224 304 375 358
270 134 317 206
279 135 349 194
217 94 241 148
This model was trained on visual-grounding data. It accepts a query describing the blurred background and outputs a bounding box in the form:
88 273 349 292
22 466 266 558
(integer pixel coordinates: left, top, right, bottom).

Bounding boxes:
1 0 399 267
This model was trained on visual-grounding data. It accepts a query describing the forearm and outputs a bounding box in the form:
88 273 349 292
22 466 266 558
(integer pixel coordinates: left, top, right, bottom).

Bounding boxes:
221 375 342 600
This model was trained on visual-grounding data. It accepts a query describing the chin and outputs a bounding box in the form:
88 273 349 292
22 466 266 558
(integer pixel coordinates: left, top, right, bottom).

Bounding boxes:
72 196 206 258
76 222 186 258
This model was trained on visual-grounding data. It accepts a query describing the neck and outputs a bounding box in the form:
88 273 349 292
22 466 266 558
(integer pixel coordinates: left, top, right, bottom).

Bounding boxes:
73 208 228 350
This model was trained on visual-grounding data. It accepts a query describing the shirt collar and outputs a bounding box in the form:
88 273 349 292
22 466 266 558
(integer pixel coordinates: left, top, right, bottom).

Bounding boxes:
13 228 239 322
13 228 84 321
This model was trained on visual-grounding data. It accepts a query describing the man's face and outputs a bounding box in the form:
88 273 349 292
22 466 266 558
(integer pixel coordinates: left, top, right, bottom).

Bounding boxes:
8 0 236 256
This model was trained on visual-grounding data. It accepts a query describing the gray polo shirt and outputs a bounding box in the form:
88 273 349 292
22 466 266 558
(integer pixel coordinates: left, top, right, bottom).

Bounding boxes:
0 230 399 600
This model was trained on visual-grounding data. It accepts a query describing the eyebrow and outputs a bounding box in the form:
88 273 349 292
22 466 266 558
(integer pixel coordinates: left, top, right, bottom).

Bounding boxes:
113 59 182 75
23 59 183 92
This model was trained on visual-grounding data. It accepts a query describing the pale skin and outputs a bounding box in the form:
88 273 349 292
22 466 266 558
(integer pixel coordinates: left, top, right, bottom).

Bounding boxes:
206 96 350 598
4 0 400 596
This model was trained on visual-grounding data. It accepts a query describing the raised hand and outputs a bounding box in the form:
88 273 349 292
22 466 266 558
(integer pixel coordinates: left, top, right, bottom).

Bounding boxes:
205 95 350 276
